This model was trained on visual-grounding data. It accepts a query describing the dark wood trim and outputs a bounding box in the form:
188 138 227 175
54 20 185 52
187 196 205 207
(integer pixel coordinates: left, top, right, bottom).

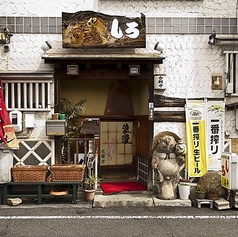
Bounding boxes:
60 68 151 80
154 95 186 107
154 111 185 122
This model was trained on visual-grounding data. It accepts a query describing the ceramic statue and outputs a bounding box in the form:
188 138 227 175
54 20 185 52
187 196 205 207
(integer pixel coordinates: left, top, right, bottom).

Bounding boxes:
152 132 186 200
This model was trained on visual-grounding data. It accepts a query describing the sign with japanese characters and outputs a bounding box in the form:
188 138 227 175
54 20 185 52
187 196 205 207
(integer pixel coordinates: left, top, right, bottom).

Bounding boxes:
185 99 225 177
206 100 225 170
62 11 146 48
221 152 238 190
185 100 207 177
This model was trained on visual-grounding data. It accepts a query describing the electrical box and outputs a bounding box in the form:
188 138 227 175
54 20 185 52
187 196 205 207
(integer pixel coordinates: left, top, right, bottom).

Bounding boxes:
25 112 35 128
46 120 66 136
9 111 22 132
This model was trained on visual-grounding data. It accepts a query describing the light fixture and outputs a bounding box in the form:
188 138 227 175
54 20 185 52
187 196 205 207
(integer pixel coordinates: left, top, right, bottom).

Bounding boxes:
154 41 164 54
0 28 13 44
41 41 52 53
208 30 238 46
3 45 10 52
129 65 140 76
208 30 216 45
67 65 79 75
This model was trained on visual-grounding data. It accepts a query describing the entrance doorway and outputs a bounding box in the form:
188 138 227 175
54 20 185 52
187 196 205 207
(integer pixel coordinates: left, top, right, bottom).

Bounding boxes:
99 121 136 180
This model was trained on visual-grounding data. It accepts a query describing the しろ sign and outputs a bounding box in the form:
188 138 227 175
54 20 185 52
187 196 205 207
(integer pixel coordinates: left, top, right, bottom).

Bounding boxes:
62 11 146 48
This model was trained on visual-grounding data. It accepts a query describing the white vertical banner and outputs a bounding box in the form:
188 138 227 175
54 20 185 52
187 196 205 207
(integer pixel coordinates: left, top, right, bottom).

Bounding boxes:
206 100 225 170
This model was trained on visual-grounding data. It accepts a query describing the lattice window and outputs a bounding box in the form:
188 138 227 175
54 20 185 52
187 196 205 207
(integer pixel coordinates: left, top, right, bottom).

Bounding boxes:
225 51 238 95
1 73 54 111
13 140 54 165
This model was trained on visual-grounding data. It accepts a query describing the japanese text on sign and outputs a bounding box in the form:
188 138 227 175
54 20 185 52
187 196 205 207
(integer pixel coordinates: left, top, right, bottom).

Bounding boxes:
192 122 201 174
221 153 231 189
210 119 220 155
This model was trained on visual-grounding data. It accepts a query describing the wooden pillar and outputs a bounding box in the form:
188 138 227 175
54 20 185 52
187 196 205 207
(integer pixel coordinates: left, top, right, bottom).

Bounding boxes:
147 62 155 190
54 69 62 164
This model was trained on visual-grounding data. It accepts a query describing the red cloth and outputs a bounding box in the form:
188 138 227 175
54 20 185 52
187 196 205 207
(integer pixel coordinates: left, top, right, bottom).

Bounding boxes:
100 181 147 195
0 76 19 149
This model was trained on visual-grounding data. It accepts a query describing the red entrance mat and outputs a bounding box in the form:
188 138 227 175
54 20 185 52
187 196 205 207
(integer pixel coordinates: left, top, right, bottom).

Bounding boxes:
100 181 147 195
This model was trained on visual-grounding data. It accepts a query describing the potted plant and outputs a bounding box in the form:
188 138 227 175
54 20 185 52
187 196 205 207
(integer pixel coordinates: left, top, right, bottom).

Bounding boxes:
207 187 219 200
60 98 86 163
84 175 100 202
178 178 191 200
195 185 206 199
60 98 87 138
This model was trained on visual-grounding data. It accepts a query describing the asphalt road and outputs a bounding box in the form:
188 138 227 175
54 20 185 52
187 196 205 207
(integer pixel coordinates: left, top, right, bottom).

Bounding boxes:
0 205 238 237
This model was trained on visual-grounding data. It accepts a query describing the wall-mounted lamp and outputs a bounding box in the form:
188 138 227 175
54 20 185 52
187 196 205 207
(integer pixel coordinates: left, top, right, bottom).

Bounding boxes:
208 30 238 46
0 28 13 44
208 30 216 45
129 65 140 76
41 41 52 53
67 65 79 75
154 41 164 54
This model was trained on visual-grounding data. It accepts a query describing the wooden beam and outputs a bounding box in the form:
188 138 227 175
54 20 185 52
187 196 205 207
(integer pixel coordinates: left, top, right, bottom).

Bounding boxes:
154 111 185 122
154 95 185 107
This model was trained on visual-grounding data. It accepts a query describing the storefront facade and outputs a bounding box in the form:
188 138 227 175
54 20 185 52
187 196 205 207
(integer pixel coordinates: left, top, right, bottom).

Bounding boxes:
0 0 238 190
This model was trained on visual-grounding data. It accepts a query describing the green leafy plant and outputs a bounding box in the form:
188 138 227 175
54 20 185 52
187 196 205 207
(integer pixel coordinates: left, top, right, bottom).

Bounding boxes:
195 185 206 193
208 187 219 194
84 175 101 190
60 98 86 163
60 98 87 137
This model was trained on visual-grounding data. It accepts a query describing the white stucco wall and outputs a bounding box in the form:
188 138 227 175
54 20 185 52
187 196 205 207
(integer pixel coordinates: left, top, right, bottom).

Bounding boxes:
0 0 98 16
99 0 237 17
1 0 237 17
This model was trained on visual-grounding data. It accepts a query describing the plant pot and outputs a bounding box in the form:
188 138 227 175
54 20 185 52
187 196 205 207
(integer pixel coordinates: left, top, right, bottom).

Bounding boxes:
85 189 96 201
178 182 190 200
195 192 206 199
207 193 219 200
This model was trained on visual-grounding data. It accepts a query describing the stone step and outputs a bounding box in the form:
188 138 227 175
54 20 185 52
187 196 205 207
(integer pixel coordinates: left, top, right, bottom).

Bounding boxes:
93 192 192 208
214 198 230 210
93 192 153 207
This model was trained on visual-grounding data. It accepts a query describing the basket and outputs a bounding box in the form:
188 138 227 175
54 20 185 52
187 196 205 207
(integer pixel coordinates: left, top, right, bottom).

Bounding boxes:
50 165 85 181
11 165 48 182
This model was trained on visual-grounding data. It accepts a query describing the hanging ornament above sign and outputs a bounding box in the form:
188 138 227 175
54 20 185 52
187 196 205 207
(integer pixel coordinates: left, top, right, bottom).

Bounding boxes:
62 11 146 48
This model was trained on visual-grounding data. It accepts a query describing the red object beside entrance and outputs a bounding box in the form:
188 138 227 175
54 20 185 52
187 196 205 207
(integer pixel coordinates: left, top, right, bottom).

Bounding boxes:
100 181 147 195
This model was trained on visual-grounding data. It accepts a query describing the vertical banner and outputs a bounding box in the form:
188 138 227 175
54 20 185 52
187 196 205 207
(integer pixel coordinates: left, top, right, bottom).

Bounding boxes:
206 100 225 170
185 100 207 177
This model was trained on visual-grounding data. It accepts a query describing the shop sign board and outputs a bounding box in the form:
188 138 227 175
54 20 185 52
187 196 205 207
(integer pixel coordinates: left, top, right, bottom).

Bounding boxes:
62 11 146 48
221 152 238 190
185 100 207 177
206 101 225 170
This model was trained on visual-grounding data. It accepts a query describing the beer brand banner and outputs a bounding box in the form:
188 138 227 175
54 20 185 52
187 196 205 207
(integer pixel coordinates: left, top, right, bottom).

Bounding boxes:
206 100 225 170
0 77 19 149
185 100 207 177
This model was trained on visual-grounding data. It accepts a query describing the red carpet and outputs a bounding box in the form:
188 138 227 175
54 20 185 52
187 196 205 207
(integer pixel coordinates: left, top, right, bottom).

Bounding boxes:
100 181 147 195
